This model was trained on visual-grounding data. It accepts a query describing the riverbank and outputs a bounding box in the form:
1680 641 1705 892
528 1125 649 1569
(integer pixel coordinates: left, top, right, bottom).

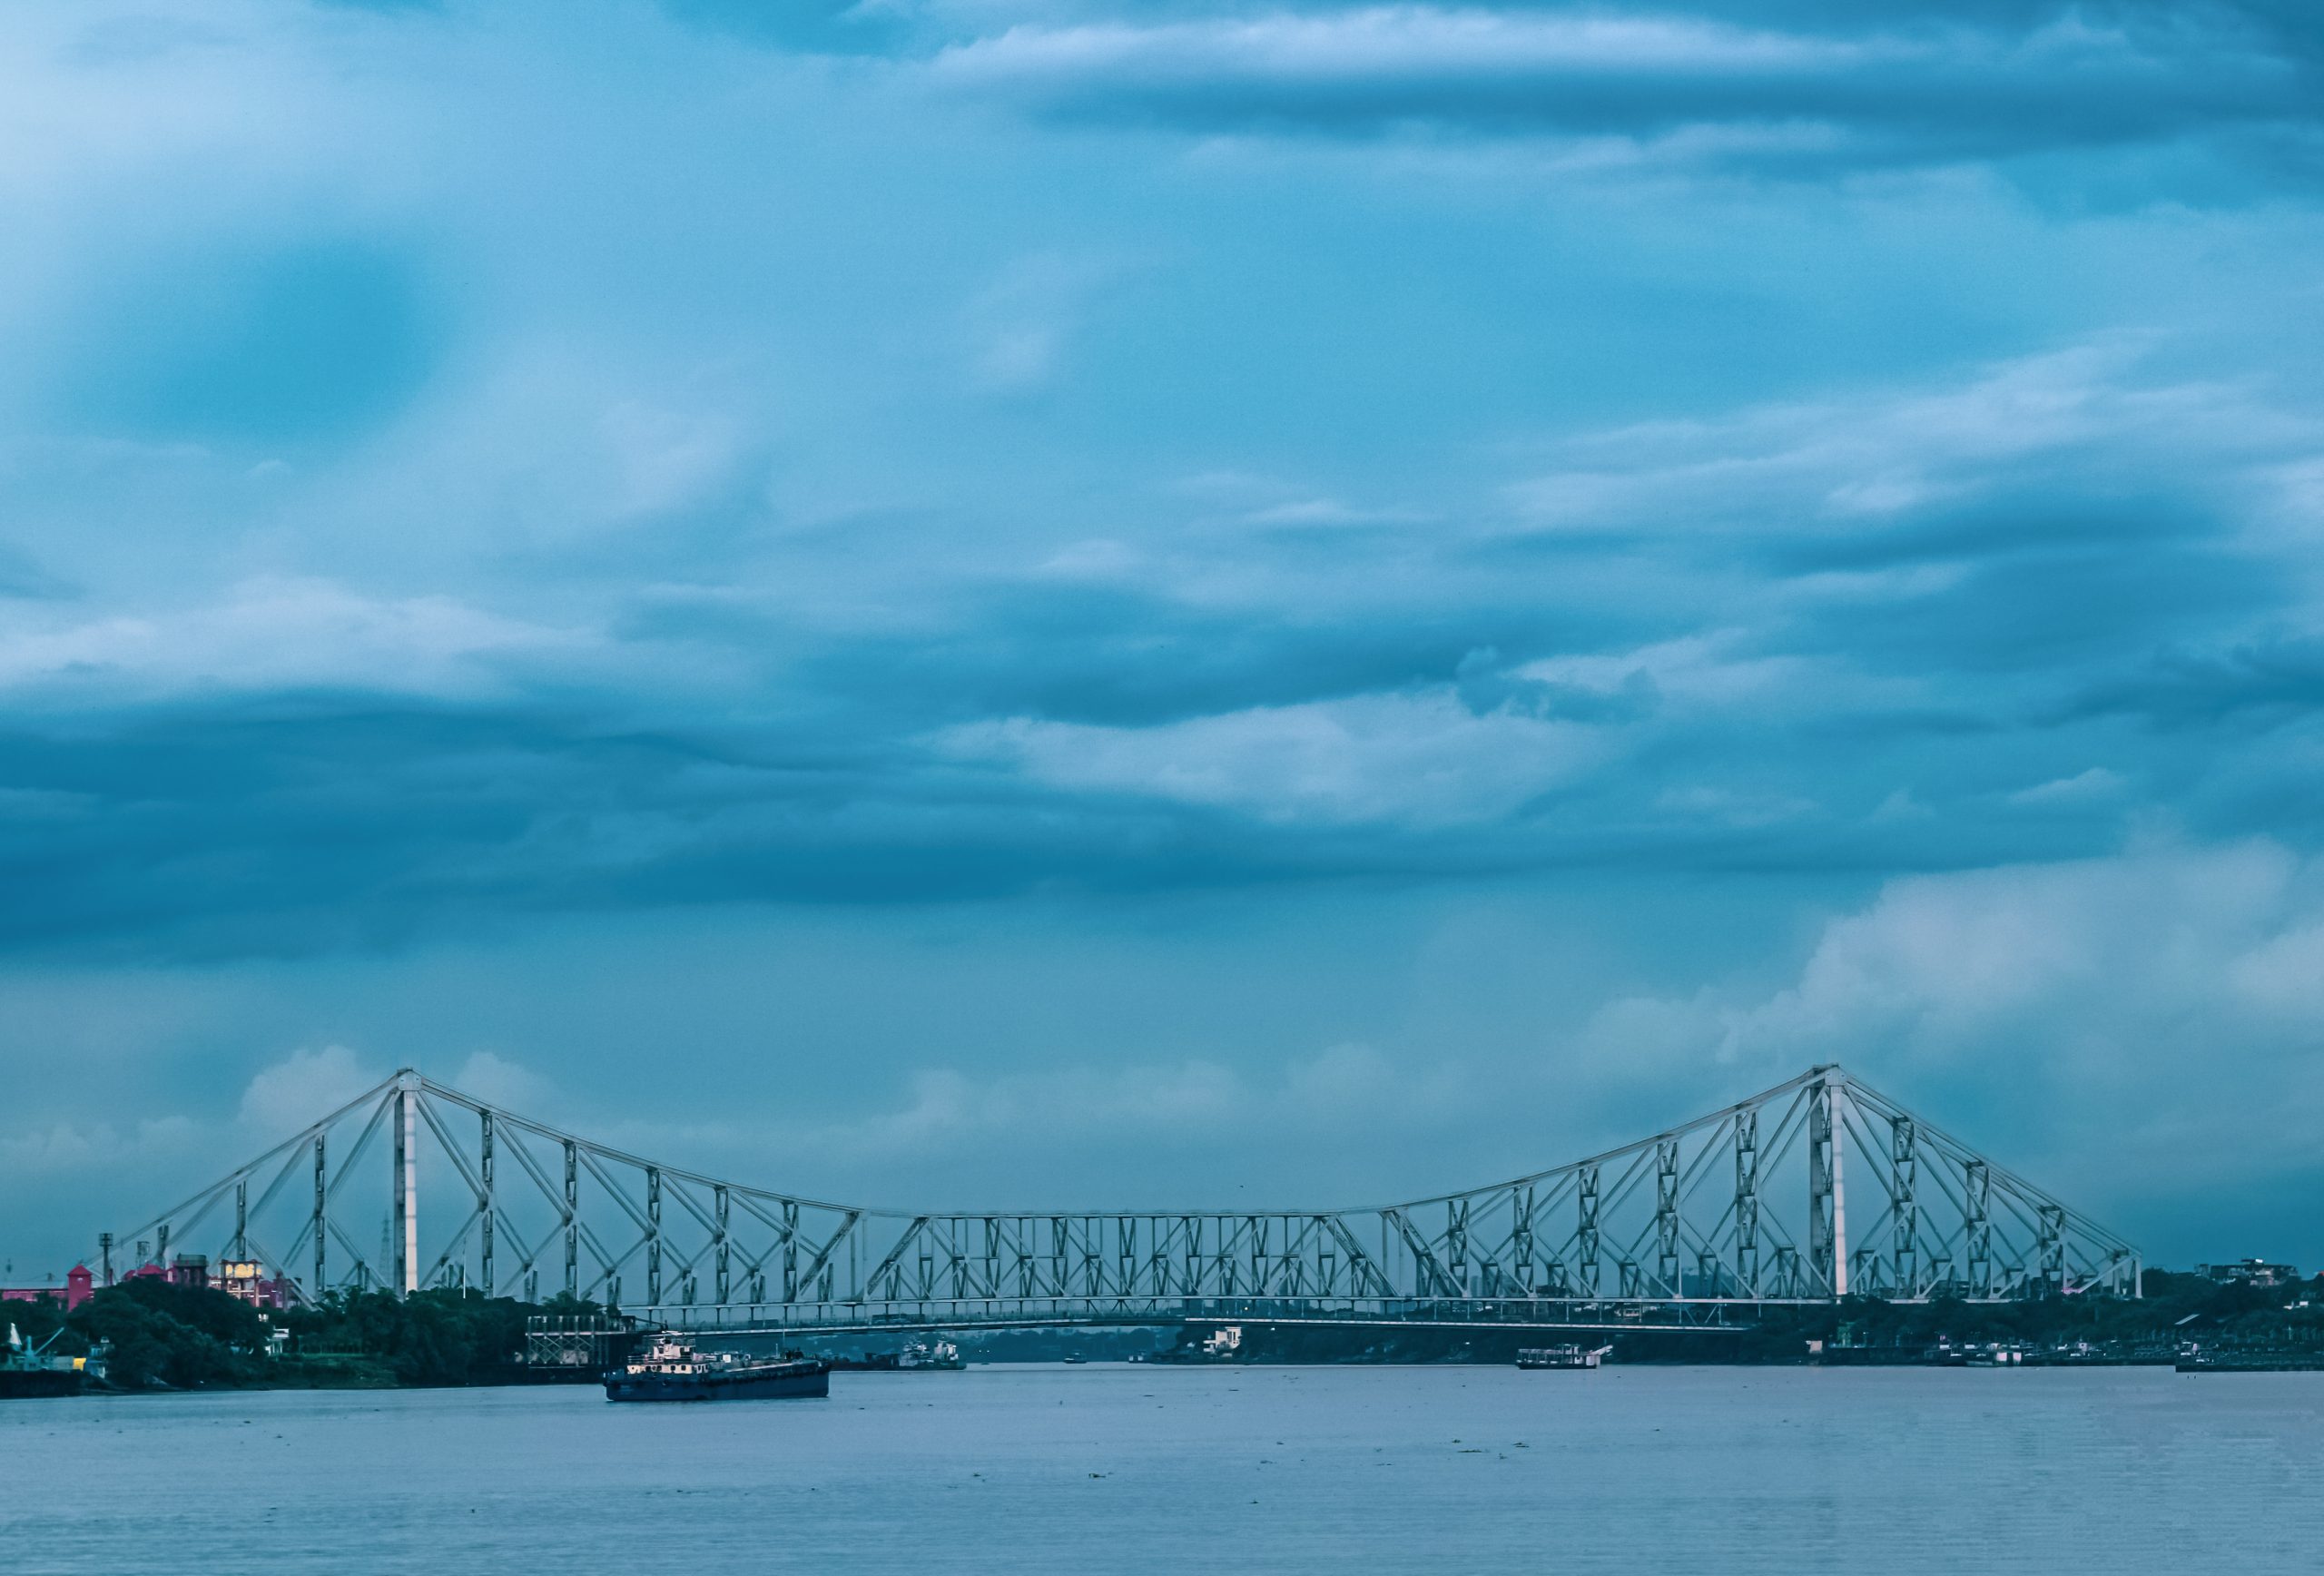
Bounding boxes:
4 1280 618 1394
12 1266 2324 1394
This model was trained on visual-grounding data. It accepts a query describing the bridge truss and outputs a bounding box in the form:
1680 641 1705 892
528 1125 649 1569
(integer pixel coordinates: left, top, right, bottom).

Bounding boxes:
109 1064 2139 1330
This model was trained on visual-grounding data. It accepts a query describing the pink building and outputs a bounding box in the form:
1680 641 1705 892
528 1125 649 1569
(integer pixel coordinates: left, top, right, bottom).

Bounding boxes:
1 1264 94 1311
123 1256 219 1291
119 1256 285 1308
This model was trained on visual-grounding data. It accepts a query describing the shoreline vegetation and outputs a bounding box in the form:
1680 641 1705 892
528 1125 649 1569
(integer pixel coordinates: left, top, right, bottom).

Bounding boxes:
11 1280 612 1391
6 1269 2321 1394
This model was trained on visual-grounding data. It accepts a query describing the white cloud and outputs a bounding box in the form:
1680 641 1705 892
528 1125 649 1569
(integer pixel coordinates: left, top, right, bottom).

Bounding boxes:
2229 925 2324 1019
446 1050 550 1112
0 1115 195 1175
935 685 1600 825
1516 631 1810 709
236 1044 385 1138
935 11 1863 97
775 1039 1469 1174
960 251 1121 395
596 399 746 518
927 5 2308 170
1502 342 2313 540
2009 766 2128 806
0 576 589 701
1574 839 2324 1197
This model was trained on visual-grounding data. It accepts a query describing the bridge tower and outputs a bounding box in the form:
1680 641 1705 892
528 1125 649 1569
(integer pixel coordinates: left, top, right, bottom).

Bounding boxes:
1807 1066 1847 1296
108 1059 2140 1327
392 1069 420 1295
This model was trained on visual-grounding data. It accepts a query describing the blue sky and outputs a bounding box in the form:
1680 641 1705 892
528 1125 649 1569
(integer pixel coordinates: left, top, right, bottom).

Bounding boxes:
4 0 2324 1276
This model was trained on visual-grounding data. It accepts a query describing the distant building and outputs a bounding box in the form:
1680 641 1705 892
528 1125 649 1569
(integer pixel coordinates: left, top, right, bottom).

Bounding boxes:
119 1255 285 1308
212 1258 288 1310
123 1255 215 1291
0 1264 94 1311
2200 1258 2299 1287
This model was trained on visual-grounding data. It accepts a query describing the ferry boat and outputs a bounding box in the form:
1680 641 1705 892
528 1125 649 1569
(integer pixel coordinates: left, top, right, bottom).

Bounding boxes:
897 1339 964 1371
605 1333 830 1403
1515 1345 1610 1371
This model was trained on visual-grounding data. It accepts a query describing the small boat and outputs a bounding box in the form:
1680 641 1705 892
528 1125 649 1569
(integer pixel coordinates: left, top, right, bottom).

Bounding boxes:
605 1333 830 1403
1061 1354 1086 1364
1515 1345 1610 1371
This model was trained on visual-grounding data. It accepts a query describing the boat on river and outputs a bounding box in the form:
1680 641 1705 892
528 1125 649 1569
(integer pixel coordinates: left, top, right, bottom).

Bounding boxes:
1 1325 102 1399
605 1334 829 1403
1515 1345 1610 1371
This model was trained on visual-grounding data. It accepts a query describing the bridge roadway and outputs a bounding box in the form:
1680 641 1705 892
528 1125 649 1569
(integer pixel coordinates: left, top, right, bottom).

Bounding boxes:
641 1295 1766 1339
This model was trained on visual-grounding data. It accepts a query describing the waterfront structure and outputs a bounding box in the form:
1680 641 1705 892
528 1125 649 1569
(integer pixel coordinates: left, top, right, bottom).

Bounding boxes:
108 1064 2140 1334
2200 1259 2299 1287
211 1258 288 1309
119 1256 220 1293
1 1265 94 1311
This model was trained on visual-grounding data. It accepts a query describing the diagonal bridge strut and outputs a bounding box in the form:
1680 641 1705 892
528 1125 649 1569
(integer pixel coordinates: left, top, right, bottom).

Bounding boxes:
107 1064 2141 1332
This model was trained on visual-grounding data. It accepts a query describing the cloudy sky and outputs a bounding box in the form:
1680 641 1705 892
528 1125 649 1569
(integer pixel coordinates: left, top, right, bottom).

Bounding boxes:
4 0 2322 1276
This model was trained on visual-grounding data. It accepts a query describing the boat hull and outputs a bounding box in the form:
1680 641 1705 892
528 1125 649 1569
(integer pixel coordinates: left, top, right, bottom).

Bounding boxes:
0 1369 85 1400
1515 1346 1609 1371
605 1363 830 1403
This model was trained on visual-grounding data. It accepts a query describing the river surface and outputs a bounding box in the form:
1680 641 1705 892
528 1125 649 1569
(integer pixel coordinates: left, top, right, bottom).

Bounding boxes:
5 1364 2320 1572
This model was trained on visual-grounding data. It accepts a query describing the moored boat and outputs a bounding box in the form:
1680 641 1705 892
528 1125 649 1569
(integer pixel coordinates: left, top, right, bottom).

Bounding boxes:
1516 1345 1610 1371
2 1325 102 1399
605 1333 830 1403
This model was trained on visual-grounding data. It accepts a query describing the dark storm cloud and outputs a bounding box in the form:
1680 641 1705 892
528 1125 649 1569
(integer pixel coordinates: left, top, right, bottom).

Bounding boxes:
10 0 2324 1266
931 1 2324 178
2064 635 2324 731
791 579 1613 730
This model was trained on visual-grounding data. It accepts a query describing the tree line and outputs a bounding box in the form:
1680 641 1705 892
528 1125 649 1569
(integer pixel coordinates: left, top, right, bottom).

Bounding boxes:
9 1279 610 1389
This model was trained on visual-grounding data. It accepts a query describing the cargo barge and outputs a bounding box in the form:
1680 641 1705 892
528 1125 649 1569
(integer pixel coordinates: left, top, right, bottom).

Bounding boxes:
2 1325 102 1399
605 1334 830 1403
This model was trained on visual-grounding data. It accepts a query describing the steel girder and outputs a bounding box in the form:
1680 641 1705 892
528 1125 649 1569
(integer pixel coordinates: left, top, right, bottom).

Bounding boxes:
107 1063 2142 1323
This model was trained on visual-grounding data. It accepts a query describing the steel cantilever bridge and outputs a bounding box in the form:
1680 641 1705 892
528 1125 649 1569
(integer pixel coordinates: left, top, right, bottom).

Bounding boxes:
112 1065 2139 1335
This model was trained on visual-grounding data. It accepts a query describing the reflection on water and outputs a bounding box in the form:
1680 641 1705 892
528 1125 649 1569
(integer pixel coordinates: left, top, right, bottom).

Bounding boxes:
5 1364 2321 1573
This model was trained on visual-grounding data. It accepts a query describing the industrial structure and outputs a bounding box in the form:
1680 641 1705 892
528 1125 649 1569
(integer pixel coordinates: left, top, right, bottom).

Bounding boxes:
107 1065 2140 1334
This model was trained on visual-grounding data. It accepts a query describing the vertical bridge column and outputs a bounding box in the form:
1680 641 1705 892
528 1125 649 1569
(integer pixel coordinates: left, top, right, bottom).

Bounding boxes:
393 1070 420 1296
1576 1165 1600 1296
562 1139 578 1298
1654 1140 1680 1295
714 1186 730 1305
1807 1069 1847 1298
1965 1160 1991 1295
311 1135 327 1300
1891 1116 1916 1296
645 1167 662 1305
479 1110 496 1299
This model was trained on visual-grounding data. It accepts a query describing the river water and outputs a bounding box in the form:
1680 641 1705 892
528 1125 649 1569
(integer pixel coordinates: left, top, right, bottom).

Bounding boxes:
5 1364 2319 1572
